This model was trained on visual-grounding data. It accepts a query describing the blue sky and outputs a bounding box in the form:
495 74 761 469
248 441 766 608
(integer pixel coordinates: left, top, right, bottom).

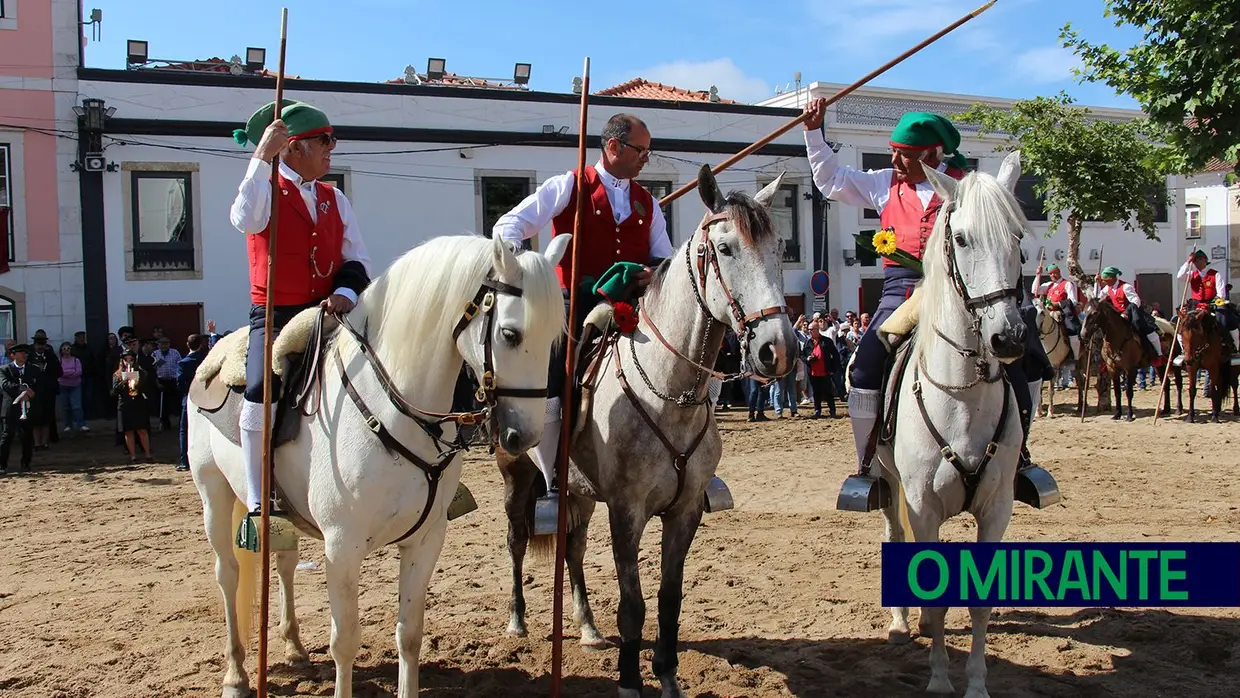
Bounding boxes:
84 0 1144 109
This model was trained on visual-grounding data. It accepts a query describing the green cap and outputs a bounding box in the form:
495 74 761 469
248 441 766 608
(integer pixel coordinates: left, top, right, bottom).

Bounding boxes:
592 262 647 304
1192 248 1208 260
233 99 333 147
889 111 969 170
1101 266 1122 278
1045 263 1059 272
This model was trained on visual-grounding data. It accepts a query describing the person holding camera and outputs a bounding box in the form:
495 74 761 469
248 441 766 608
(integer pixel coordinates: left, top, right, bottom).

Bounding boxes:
0 343 39 473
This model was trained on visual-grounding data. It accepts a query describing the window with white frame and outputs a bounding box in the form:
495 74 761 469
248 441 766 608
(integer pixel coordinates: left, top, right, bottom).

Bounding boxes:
320 171 348 198
0 144 12 262
0 295 12 342
637 179 674 245
761 179 800 264
1185 203 1202 239
479 176 533 250
130 171 194 271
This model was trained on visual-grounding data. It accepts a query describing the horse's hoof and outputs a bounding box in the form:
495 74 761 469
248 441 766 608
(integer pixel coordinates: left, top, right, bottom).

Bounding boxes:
506 622 528 638
963 687 993 698
926 676 956 694
618 688 643 698
1111 413 1122 420
887 628 913 645
580 627 609 649
285 645 310 664
1126 415 1135 422
222 686 250 698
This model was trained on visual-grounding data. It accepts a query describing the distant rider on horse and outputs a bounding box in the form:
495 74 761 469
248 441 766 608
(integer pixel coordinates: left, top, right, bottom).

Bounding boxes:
1094 267 1162 360
230 99 373 545
1179 249 1239 353
801 98 1054 508
1032 263 1082 361
492 113 672 529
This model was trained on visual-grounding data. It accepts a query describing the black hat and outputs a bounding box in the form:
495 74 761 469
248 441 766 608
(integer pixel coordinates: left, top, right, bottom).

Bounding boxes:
120 348 137 359
31 329 48 342
9 343 30 354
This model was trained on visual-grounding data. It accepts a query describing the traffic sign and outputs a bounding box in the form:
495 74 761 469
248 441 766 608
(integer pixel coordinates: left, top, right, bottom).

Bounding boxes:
810 270 830 296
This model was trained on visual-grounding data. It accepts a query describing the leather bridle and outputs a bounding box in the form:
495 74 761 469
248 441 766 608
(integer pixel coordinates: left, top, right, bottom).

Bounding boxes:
693 210 788 355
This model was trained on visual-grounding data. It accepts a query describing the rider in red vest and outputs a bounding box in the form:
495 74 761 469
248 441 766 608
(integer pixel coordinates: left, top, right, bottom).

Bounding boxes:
492 113 672 529
1179 248 1238 351
1032 263 1082 360
229 100 373 533
802 99 1055 509
1094 267 1163 359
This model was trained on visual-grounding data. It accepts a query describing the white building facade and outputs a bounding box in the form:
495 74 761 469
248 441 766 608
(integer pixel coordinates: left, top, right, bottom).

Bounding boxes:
1182 171 1239 302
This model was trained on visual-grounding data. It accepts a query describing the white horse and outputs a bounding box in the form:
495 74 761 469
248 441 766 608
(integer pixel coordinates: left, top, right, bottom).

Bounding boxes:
1034 302 1075 418
187 233 568 698
877 151 1027 698
497 165 797 697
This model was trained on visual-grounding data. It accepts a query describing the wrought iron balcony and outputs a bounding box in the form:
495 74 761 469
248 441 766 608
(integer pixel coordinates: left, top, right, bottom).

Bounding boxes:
133 245 194 271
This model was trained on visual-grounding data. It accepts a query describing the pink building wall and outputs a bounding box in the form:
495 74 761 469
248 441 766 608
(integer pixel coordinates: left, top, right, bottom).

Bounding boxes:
0 0 61 263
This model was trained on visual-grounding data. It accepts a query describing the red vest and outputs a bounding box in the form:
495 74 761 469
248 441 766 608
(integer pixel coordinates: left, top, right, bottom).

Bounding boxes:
879 167 966 267
1047 279 1070 303
551 166 653 291
248 175 345 306
1106 282 1131 312
1190 268 1219 302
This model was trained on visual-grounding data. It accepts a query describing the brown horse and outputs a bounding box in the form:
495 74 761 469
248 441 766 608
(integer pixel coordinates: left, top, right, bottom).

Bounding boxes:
1075 313 1113 416
1176 305 1237 423
1084 301 1163 421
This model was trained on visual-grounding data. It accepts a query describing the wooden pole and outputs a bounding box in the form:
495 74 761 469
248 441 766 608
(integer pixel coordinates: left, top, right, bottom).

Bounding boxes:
657 0 999 207
1154 267 1193 425
550 55 590 698
256 8 288 698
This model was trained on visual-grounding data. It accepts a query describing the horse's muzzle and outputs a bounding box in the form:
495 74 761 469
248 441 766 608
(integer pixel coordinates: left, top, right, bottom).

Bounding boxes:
990 325 1027 362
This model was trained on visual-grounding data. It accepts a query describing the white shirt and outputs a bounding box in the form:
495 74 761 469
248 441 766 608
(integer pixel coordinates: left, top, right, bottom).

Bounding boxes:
492 160 673 260
1178 261 1227 299
804 128 947 213
1031 275 1079 303
1095 280 1141 308
229 158 373 304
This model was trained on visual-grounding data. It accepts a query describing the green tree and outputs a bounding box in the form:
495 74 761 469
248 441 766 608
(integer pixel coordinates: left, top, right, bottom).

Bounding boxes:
953 93 1178 286
1061 1 1240 174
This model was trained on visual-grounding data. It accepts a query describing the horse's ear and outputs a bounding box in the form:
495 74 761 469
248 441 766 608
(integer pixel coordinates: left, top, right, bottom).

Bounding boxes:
997 150 1022 193
697 164 726 214
754 172 786 207
923 165 958 203
545 233 571 267
492 234 521 280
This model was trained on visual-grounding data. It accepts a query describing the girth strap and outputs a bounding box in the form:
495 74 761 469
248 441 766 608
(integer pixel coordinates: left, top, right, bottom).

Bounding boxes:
335 351 454 545
614 343 711 517
911 367 1012 511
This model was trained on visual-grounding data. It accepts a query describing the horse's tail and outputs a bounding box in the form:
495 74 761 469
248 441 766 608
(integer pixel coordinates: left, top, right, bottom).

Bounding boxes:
231 498 261 646
528 477 585 564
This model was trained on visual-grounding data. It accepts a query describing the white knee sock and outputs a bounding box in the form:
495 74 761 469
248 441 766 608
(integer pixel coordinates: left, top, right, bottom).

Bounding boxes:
1027 380 1042 424
528 398 561 493
1147 331 1163 356
239 400 274 512
1069 335 1081 362
848 388 881 470
1230 329 1239 350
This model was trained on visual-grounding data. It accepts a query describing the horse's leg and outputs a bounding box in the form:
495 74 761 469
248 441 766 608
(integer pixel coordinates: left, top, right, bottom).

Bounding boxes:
1047 378 1055 419
1111 368 1123 420
1188 367 1198 423
324 541 366 698
1126 368 1136 421
568 499 606 648
1210 366 1223 423
275 549 309 663
1176 369 1184 414
963 495 1015 698
906 507 951 695
503 459 534 638
651 505 705 698
395 520 449 698
880 479 911 644
609 504 650 698
194 468 251 698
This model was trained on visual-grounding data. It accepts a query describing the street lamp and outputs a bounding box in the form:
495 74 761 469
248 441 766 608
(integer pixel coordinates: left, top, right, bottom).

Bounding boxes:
245 47 266 73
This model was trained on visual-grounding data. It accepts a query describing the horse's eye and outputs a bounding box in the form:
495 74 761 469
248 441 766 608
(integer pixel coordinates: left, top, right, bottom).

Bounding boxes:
717 242 733 257
500 328 521 346
954 234 967 247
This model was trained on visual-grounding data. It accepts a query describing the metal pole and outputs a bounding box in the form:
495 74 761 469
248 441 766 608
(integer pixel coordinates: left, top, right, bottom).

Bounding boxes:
658 0 999 207
550 55 590 698
256 8 288 698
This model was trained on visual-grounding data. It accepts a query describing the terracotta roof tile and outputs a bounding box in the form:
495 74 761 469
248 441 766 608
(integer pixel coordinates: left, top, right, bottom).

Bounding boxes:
596 78 737 104
385 71 526 90
149 57 297 79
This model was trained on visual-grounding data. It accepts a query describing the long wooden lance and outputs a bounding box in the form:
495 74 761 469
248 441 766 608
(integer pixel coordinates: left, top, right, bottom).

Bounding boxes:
1154 262 1193 425
550 55 591 698
1080 246 1103 423
658 0 999 207
257 8 288 698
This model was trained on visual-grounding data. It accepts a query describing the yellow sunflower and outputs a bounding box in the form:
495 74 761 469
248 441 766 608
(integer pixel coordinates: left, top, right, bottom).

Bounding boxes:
872 228 898 255
1215 298 1227 308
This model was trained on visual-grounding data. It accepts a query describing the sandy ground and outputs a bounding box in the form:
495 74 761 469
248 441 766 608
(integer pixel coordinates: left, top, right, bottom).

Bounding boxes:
2 385 1239 698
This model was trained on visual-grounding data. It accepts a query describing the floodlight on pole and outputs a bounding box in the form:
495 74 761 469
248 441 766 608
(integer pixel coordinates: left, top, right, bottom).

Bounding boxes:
427 57 446 81
246 47 267 72
514 62 531 85
126 39 148 66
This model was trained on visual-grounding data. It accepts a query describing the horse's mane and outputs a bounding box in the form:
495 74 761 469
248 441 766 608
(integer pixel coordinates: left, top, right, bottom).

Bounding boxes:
648 190 776 296
913 171 1027 365
343 234 564 388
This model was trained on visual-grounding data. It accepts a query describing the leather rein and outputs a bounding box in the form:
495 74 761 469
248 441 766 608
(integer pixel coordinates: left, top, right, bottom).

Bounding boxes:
292 272 545 545
612 209 786 516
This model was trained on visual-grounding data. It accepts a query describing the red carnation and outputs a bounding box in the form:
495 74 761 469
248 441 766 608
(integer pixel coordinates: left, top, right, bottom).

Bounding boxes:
613 302 638 334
